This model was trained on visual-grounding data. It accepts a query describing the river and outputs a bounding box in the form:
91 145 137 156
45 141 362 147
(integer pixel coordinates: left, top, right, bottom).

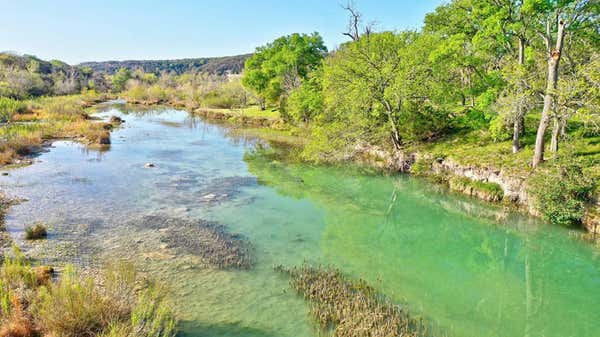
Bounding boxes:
1 103 599 337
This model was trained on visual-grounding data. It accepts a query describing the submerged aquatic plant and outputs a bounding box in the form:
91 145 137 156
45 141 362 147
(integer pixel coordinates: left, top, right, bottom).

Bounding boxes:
275 264 428 337
134 215 253 269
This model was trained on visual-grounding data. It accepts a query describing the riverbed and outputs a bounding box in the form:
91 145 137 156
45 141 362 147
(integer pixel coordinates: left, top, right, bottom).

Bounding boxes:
1 103 599 337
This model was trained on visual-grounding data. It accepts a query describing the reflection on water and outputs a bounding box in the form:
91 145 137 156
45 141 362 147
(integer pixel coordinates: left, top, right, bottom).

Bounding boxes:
1 105 599 337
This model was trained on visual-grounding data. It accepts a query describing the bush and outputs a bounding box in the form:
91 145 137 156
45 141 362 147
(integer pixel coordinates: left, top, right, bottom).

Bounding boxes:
24 224 47 240
488 115 512 142
529 163 596 226
147 85 168 102
0 97 26 123
410 158 432 176
126 85 148 101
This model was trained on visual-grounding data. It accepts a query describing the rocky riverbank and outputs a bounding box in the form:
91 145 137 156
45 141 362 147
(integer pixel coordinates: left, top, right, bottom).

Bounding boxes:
354 143 600 234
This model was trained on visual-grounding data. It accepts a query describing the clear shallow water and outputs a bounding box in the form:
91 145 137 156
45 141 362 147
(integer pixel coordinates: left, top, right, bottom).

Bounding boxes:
1 104 599 337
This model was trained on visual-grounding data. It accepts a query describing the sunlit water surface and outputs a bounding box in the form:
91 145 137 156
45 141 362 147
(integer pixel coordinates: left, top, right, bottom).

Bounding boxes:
2 104 599 337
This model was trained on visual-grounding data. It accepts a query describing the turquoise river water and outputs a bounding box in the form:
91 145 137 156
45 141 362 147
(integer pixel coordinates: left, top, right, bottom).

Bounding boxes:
1 104 599 337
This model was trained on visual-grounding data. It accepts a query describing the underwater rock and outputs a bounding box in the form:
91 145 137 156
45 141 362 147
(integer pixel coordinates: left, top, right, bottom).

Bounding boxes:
109 115 124 124
196 176 256 205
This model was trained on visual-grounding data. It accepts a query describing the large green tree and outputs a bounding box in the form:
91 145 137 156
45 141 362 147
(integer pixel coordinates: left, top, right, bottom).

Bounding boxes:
241 33 327 110
320 31 453 149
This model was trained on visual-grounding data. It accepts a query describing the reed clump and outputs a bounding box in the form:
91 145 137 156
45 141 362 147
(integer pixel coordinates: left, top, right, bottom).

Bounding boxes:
275 264 428 337
24 224 47 240
0 247 176 337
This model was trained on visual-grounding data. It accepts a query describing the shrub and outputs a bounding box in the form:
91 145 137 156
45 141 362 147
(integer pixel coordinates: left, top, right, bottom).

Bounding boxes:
0 256 179 337
0 97 26 123
529 163 596 226
34 263 176 337
24 224 47 240
410 158 432 176
147 85 168 102
126 85 149 101
286 75 323 124
488 115 512 142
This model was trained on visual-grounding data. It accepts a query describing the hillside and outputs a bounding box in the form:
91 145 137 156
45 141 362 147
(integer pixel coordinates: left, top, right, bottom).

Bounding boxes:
79 54 251 75
0 52 107 97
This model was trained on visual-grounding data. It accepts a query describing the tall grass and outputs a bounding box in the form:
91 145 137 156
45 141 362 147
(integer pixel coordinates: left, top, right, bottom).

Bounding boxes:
0 97 26 123
0 94 111 165
0 247 177 337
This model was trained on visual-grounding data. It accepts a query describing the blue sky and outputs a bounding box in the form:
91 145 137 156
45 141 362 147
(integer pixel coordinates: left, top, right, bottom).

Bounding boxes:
0 0 444 64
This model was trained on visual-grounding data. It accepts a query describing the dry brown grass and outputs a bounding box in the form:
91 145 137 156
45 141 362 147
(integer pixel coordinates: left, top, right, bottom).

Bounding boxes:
0 296 34 337
0 148 15 166
0 94 111 166
0 248 176 337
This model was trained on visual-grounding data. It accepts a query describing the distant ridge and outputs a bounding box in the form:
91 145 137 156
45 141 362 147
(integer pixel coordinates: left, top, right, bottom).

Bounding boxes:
79 54 251 75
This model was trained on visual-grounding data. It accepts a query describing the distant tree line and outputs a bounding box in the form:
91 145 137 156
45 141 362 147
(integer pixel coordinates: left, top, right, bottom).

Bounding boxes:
0 52 251 100
80 54 251 76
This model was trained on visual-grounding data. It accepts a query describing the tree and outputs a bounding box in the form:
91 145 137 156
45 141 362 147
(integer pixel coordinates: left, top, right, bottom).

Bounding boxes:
112 67 132 93
485 0 535 153
423 0 505 130
321 31 453 149
341 2 374 41
322 32 408 148
242 33 327 110
550 52 600 151
531 0 598 167
287 69 323 124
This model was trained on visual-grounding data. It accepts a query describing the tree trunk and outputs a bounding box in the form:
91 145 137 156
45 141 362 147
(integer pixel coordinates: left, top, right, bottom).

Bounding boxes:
532 20 565 168
550 116 567 153
550 117 560 153
513 37 526 154
387 113 402 149
383 101 402 149
512 108 522 153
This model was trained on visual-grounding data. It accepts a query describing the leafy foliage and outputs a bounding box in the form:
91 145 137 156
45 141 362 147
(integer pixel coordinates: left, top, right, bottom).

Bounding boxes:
242 33 327 108
529 162 596 226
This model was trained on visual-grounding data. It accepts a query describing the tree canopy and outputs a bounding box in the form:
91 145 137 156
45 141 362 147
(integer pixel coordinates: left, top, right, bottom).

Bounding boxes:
242 32 327 109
